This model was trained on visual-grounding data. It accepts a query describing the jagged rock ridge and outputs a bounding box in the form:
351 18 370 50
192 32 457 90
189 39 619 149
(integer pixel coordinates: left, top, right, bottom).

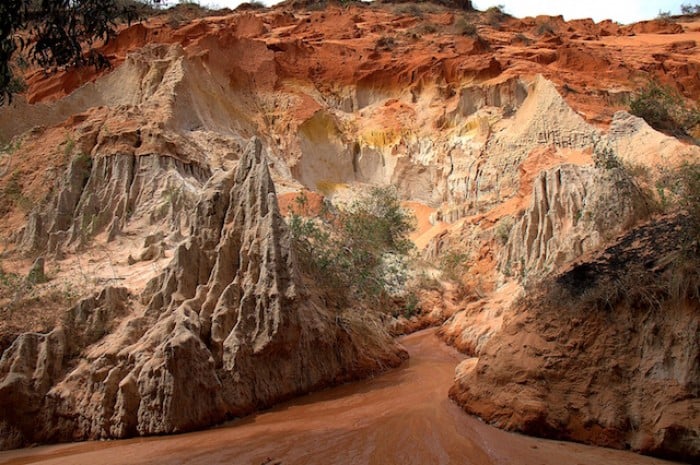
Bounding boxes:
500 162 652 277
0 139 406 449
20 152 209 255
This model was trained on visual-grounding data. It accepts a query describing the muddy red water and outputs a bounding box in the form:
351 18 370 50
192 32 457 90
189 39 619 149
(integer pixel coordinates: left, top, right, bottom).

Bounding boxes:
0 329 677 465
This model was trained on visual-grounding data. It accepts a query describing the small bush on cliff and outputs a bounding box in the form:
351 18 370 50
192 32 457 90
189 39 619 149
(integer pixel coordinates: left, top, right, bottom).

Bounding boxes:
593 145 622 170
536 220 699 316
483 4 507 27
438 248 470 282
629 82 700 137
375 36 397 51
495 215 514 245
395 3 424 18
512 33 533 45
453 16 477 36
248 1 266 8
536 21 555 36
2 171 31 212
538 162 700 314
288 187 415 306
681 3 700 15
657 162 700 243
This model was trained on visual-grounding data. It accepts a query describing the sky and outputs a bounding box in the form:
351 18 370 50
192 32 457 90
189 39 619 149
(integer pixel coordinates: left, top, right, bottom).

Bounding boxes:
196 0 690 25
472 1 685 24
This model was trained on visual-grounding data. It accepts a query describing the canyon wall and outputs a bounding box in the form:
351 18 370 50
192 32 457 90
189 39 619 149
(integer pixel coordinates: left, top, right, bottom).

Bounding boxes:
451 217 700 462
0 3 698 459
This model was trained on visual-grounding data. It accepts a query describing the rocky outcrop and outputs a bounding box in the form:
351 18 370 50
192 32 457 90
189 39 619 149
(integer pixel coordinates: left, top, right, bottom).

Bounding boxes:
452 76 528 119
20 152 209 255
450 218 700 462
499 162 652 278
624 20 685 35
0 139 406 449
0 286 130 449
435 76 600 223
451 299 700 462
609 111 700 169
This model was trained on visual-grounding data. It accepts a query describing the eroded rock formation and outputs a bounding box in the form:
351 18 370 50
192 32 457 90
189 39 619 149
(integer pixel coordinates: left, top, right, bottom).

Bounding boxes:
451 218 700 462
0 140 406 449
500 162 652 277
20 152 208 255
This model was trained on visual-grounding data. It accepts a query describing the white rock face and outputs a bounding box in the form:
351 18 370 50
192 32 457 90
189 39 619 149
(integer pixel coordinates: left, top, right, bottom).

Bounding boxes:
499 163 652 277
20 152 209 255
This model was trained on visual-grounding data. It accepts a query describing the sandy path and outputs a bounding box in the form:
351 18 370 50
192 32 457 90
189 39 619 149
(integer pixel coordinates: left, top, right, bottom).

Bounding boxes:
0 329 679 465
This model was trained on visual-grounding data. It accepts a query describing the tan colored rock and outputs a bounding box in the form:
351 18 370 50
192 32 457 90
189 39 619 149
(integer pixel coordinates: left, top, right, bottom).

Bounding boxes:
0 286 130 450
19 152 208 255
499 163 652 278
450 219 700 462
0 139 406 449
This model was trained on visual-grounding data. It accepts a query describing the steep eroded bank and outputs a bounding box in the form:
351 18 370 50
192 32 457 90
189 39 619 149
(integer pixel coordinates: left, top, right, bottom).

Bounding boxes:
450 217 700 462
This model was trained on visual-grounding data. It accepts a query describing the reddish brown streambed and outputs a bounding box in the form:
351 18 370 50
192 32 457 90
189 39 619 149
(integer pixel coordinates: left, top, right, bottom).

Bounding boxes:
0 329 677 465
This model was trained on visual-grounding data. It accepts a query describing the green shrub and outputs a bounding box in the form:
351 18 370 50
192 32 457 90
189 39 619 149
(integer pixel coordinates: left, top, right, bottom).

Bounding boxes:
419 23 438 34
629 82 700 136
513 33 532 45
535 209 700 316
395 3 423 18
439 248 469 281
593 145 622 170
658 162 700 243
403 291 420 318
289 187 415 306
483 4 506 27
3 171 31 212
375 36 397 51
454 16 477 36
115 0 159 20
536 21 555 36
681 3 700 15
495 215 514 245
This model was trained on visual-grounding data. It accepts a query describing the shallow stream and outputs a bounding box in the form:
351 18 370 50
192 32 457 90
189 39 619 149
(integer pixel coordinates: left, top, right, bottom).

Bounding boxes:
0 329 676 465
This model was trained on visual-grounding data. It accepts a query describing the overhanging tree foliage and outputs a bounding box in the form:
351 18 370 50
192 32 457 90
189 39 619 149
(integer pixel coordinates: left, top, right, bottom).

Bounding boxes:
0 0 156 105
